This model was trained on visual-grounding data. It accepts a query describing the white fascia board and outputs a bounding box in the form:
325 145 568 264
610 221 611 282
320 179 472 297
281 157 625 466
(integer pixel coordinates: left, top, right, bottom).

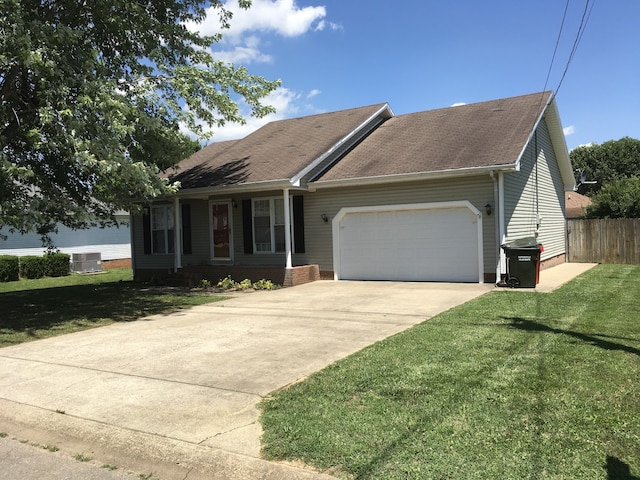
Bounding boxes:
512 94 575 190
545 99 576 191
168 180 304 200
513 94 550 173
308 164 516 191
289 103 395 187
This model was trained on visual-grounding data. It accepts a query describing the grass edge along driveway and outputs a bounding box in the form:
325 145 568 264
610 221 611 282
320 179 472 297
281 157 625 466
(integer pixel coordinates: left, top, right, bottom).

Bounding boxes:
259 264 640 480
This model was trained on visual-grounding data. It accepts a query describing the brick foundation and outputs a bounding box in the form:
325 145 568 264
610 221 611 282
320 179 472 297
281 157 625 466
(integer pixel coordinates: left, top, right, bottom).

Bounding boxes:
282 265 320 287
102 258 132 269
135 264 321 288
320 270 335 280
540 253 566 270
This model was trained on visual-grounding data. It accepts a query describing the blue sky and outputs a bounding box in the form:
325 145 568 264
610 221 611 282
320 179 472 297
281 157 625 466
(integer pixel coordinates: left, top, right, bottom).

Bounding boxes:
192 0 639 151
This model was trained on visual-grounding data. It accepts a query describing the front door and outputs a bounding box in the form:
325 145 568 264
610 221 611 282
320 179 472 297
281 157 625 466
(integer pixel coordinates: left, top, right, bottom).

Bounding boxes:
211 202 233 261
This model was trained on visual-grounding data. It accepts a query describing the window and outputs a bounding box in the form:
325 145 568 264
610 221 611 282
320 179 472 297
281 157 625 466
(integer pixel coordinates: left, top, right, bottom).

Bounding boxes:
252 197 289 253
151 205 175 254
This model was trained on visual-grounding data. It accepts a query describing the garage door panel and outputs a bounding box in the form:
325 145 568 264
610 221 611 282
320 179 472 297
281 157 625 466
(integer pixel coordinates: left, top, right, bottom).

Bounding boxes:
338 206 480 282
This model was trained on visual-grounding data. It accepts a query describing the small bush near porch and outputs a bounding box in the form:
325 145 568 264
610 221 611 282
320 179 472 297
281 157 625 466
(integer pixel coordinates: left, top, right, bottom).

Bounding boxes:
260 265 640 479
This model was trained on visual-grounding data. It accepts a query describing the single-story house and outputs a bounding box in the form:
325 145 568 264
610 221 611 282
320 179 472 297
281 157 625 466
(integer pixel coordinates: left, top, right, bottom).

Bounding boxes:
131 91 575 286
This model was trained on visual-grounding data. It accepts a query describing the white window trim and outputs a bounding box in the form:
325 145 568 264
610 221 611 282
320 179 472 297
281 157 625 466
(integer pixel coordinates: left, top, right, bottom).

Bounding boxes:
252 196 295 254
150 205 175 255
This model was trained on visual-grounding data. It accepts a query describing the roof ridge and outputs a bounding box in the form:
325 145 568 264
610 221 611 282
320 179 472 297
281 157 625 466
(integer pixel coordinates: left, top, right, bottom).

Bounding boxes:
263 102 389 125
393 91 553 119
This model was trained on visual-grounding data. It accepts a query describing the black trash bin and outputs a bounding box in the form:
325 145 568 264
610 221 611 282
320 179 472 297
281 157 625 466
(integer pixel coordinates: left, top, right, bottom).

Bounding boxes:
501 237 543 288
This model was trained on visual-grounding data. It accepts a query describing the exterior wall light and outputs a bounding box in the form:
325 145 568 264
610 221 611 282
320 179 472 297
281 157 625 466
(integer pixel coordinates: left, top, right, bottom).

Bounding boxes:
485 203 493 215
320 213 329 223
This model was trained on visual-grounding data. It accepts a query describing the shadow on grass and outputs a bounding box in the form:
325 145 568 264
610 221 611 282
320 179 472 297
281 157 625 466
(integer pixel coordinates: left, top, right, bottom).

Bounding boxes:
1 281 208 346
606 456 639 480
504 317 640 357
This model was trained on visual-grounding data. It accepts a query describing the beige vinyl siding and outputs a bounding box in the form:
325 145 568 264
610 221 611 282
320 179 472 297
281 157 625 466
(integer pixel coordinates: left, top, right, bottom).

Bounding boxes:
225 191 304 268
131 199 212 270
133 176 499 276
503 119 566 260
304 176 496 274
131 207 173 271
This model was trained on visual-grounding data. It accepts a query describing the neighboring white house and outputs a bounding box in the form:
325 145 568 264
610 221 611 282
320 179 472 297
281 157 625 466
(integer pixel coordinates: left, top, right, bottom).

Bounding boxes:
0 212 131 261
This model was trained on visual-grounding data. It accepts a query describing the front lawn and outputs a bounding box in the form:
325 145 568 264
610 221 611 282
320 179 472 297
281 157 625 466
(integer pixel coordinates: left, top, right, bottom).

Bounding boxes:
260 264 640 479
0 269 226 348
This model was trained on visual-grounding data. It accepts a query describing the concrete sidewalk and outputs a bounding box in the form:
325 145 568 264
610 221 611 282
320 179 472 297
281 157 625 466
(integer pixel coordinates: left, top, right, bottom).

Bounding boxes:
513 262 598 293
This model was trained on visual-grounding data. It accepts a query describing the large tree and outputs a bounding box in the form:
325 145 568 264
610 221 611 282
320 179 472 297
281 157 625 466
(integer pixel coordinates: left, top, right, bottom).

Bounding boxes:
570 137 640 195
0 0 279 239
570 137 640 218
584 177 640 219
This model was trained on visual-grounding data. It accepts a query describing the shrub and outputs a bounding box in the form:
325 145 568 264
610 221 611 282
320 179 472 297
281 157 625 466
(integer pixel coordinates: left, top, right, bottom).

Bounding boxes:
217 275 237 290
199 279 212 289
237 278 253 290
45 253 70 277
0 255 19 282
20 256 47 279
253 279 278 290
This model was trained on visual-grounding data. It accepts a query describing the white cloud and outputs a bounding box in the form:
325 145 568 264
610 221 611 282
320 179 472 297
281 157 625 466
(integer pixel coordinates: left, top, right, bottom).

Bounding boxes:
214 36 273 64
179 1 335 140
451 102 467 107
563 125 576 136
314 19 342 32
187 1 332 64
193 0 326 40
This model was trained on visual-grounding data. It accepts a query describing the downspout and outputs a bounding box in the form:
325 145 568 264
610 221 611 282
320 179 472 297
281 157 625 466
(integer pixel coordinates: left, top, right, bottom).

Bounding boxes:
490 171 500 283
283 188 292 269
174 197 182 272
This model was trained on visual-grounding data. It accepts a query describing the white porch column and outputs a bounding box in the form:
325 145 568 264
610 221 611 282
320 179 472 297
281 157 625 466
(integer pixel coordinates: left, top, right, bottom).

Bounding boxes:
174 197 182 272
283 188 292 269
497 172 506 279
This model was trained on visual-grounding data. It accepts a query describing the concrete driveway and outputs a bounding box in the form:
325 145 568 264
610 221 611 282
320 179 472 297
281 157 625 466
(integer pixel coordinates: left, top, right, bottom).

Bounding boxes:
0 280 492 479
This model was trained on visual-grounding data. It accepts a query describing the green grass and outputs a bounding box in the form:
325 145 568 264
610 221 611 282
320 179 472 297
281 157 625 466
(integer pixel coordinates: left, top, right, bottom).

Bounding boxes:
259 265 640 479
0 269 226 348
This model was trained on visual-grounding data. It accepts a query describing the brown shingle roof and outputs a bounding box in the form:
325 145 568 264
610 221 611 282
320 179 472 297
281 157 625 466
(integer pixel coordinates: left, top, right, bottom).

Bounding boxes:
166 104 388 189
565 191 592 218
315 91 552 182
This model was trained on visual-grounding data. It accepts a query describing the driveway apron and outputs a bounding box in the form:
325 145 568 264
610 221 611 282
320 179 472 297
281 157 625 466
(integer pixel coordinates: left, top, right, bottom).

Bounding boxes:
0 280 492 479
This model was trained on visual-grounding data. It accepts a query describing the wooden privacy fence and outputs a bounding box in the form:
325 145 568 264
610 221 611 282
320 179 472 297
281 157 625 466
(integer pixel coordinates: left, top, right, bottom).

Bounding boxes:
567 218 640 264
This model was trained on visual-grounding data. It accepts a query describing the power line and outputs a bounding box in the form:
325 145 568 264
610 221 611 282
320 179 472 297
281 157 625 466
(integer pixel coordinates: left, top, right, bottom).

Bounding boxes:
554 0 597 96
543 0 571 94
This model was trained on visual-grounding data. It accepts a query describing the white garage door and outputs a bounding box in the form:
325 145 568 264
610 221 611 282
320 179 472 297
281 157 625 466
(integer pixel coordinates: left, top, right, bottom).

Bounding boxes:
334 203 482 282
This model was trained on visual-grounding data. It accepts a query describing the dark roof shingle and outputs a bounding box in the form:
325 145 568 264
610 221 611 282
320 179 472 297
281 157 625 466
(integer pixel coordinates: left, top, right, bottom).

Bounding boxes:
315 91 552 182
166 104 388 189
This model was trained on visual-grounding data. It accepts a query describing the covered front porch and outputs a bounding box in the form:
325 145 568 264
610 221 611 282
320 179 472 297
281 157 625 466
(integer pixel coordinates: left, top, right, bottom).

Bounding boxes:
132 183 323 286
